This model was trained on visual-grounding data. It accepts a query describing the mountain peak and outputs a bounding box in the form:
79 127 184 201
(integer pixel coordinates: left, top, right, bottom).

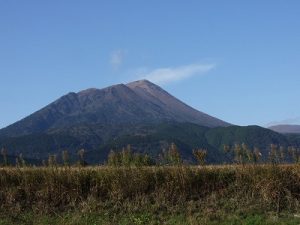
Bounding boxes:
0 80 230 138
127 79 157 88
127 79 164 95
127 79 152 84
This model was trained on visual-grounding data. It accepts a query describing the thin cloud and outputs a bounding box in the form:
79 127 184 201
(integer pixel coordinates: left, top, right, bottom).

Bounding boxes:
140 63 216 85
110 50 124 70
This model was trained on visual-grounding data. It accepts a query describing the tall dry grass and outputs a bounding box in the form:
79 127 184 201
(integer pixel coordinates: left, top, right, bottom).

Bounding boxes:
0 165 300 216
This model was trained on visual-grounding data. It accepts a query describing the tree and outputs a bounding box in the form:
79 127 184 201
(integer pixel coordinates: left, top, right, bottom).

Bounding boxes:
193 149 207 166
16 153 26 167
167 143 182 165
121 145 132 166
269 144 279 165
107 150 120 166
107 146 153 167
1 148 7 166
77 149 86 166
48 154 57 167
253 147 262 164
62 150 69 166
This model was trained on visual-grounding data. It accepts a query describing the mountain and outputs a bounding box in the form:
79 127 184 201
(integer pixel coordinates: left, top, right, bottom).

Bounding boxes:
0 80 229 138
0 80 298 164
269 125 300 134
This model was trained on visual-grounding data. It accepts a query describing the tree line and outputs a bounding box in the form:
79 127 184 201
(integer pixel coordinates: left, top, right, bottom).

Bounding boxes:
1 143 300 167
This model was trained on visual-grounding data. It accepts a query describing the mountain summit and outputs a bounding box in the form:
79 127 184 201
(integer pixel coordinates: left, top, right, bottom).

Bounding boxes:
0 80 230 137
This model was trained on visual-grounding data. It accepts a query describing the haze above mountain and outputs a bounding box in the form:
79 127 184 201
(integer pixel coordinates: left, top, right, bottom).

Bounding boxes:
0 80 230 138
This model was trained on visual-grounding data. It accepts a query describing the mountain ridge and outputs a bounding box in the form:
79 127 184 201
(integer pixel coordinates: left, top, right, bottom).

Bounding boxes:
0 80 230 138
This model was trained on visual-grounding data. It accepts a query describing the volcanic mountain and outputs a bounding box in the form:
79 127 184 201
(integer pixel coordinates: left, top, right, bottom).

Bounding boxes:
0 80 230 138
1 80 298 164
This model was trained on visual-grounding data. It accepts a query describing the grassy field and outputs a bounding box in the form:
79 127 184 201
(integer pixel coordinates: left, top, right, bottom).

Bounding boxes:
1 165 300 224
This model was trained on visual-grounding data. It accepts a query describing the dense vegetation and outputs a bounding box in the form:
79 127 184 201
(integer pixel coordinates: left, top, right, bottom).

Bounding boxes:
1 165 300 224
1 122 300 165
1 144 300 224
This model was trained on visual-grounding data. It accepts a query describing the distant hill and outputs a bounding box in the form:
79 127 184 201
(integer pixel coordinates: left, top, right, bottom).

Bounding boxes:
85 123 292 164
268 125 300 134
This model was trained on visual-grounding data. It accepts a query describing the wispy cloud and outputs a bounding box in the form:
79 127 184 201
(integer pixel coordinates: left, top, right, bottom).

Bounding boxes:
139 63 216 85
110 50 124 70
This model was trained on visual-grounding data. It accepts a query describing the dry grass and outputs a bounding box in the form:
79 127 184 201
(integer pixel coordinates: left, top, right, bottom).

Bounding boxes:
0 164 300 216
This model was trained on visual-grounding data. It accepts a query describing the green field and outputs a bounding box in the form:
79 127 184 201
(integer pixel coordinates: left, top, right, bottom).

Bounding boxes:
1 165 300 224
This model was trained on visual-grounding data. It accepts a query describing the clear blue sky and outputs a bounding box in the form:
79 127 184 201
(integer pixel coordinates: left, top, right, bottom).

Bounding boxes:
1 0 300 128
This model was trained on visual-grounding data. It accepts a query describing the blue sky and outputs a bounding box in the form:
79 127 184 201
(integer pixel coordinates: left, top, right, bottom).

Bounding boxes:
0 0 300 128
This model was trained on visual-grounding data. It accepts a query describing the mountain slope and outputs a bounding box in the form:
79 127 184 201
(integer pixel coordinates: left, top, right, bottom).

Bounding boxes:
127 80 229 127
206 126 289 148
0 122 294 164
0 80 230 138
269 125 300 134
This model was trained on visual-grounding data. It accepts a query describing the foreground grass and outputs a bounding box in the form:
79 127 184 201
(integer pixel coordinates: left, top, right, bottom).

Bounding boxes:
1 211 300 225
1 165 300 224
